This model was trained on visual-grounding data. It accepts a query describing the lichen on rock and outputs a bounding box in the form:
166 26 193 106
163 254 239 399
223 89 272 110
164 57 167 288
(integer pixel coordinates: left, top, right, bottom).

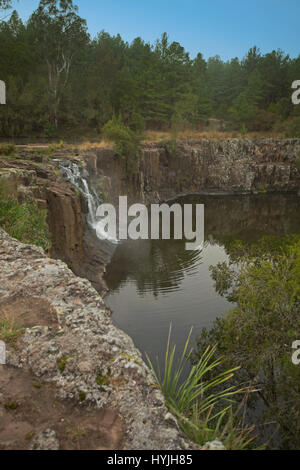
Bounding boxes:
0 228 198 450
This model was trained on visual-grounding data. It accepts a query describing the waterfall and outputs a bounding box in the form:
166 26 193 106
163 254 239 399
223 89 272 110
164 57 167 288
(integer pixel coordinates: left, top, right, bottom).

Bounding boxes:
59 160 118 244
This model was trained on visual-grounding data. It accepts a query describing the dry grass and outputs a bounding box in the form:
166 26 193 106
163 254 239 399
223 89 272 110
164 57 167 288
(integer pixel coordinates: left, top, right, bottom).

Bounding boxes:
68 130 285 150
78 140 114 150
143 129 239 141
75 129 285 148
142 129 285 142
15 141 114 151
10 128 285 153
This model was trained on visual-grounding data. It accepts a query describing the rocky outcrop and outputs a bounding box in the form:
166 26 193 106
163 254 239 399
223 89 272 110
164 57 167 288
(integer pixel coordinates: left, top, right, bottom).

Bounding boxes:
140 139 300 201
82 139 300 204
0 229 197 450
0 157 86 279
46 182 85 273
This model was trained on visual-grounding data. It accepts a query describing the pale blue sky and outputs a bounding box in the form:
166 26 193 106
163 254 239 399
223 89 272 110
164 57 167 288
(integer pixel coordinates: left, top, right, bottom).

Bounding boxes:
10 0 300 60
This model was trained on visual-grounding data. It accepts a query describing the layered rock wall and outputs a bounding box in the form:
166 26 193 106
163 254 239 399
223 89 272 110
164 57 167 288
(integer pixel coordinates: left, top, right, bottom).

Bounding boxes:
0 157 85 276
83 139 300 204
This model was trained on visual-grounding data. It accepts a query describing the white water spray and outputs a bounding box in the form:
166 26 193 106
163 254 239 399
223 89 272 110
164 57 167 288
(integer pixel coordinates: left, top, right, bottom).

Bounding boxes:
59 161 118 243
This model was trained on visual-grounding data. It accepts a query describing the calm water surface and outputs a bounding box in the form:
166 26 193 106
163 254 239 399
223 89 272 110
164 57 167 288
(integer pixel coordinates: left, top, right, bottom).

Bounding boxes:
104 193 300 363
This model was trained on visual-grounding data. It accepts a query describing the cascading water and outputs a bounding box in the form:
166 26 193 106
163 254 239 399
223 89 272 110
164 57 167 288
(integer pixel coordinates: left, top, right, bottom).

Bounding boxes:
59 160 118 243
60 161 101 227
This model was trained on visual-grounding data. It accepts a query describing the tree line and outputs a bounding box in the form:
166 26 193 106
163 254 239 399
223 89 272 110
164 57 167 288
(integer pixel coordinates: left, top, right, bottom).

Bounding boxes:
1 0 300 138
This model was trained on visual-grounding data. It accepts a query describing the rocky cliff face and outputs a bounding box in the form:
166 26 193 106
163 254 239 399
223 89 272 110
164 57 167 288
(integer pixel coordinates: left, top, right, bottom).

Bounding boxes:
83 139 300 204
141 139 300 201
0 156 85 274
0 153 114 294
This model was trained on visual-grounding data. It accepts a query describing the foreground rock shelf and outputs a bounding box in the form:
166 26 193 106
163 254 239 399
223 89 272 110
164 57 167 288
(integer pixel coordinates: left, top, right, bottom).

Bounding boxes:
0 229 197 450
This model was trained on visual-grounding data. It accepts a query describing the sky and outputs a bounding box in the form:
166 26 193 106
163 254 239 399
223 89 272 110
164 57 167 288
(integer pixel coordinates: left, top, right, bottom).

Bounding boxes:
10 0 300 60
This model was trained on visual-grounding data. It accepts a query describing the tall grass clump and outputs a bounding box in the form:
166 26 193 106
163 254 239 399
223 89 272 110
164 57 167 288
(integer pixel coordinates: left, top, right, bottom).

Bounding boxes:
0 187 51 251
146 327 257 450
0 313 24 345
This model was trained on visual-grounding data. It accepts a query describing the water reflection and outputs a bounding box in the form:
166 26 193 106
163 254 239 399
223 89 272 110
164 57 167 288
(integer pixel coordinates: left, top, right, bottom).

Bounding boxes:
104 193 300 363
105 193 300 298
105 238 204 297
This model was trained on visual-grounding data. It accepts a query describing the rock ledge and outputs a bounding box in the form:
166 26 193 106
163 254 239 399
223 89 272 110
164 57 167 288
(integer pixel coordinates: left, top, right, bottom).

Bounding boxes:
0 229 198 450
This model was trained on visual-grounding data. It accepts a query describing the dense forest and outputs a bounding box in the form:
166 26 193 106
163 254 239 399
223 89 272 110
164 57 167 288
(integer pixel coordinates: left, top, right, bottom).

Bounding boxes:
1 0 300 138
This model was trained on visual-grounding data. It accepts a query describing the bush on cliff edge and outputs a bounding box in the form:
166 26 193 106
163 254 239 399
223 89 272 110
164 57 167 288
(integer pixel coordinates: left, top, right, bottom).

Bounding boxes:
102 115 142 177
0 187 51 251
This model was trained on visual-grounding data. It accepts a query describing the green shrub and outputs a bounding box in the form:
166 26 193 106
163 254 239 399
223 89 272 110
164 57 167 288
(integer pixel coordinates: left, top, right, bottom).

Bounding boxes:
102 115 141 176
161 139 179 158
256 184 267 192
250 109 277 132
0 144 16 156
78 390 87 402
49 140 65 152
240 124 248 135
197 237 300 448
0 188 51 251
44 122 58 138
283 117 300 138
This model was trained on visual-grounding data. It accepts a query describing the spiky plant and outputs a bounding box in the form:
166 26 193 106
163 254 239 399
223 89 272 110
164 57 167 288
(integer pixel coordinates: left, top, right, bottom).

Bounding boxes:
146 326 258 450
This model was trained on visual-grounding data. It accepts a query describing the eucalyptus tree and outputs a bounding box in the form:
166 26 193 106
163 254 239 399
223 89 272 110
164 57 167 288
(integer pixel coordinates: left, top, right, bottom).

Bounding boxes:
28 0 89 128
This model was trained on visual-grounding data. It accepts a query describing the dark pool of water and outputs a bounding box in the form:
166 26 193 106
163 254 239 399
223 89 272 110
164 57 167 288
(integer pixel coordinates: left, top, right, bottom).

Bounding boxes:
104 193 300 363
